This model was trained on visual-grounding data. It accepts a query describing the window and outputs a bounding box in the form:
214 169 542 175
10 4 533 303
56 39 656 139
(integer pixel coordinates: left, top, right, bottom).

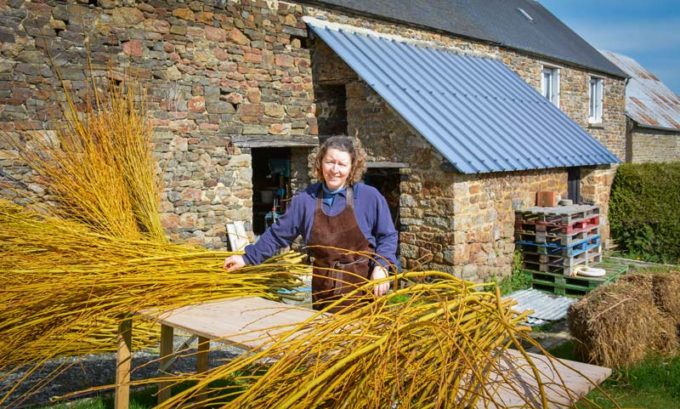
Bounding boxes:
589 77 604 123
541 66 560 107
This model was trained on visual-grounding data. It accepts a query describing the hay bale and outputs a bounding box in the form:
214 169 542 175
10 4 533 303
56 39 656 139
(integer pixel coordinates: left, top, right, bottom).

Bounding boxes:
652 271 680 327
568 276 678 368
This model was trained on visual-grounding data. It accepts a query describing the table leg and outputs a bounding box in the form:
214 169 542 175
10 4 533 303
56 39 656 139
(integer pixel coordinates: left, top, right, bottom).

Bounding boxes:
115 317 132 409
196 336 210 373
158 324 174 404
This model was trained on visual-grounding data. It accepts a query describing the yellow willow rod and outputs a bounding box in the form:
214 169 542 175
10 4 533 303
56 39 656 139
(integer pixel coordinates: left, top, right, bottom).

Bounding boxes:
253 295 501 409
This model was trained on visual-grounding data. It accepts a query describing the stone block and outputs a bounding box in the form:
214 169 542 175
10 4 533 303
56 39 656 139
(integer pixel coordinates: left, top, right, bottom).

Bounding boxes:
246 88 261 104
264 102 284 118
229 27 250 45
188 96 206 113
242 124 268 134
111 7 144 26
269 123 291 135
206 26 226 42
161 213 180 228
122 40 143 57
173 8 195 21
206 100 235 114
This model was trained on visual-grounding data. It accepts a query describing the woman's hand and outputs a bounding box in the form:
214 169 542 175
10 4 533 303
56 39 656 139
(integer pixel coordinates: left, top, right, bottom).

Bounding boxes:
223 255 246 272
371 265 390 297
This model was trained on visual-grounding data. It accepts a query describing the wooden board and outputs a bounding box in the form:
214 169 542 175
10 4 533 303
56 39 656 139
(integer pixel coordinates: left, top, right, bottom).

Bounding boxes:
480 349 611 408
139 297 324 350
226 221 249 251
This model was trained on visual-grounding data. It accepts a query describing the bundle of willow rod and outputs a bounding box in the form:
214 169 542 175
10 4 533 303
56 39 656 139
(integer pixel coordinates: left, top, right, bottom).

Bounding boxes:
116 272 612 409
0 199 307 406
6 72 164 241
0 73 308 406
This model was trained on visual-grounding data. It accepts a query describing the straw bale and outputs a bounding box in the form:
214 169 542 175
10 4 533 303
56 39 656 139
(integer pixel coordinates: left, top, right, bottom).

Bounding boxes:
568 277 678 368
652 271 680 329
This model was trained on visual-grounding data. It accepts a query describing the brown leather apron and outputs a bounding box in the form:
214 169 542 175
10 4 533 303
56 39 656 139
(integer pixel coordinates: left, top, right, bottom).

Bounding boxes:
308 186 374 313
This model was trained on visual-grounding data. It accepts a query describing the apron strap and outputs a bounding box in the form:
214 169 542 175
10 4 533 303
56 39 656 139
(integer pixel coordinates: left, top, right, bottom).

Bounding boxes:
315 185 354 210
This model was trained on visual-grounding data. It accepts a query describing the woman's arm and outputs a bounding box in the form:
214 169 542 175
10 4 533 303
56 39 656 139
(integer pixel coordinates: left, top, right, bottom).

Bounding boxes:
224 195 305 270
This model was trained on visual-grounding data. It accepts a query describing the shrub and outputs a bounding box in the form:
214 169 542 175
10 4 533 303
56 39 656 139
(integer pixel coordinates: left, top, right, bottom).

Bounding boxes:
609 162 680 263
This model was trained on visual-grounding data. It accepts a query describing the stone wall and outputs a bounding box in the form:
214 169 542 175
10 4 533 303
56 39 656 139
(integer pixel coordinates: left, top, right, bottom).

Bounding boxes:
0 0 316 247
628 124 680 163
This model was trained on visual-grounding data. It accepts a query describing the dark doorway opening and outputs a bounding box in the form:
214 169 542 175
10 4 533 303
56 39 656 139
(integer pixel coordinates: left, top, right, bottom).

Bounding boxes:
567 167 581 204
252 148 292 235
363 168 401 232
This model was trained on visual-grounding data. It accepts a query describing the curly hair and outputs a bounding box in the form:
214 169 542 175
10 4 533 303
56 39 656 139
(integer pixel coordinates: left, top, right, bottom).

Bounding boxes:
313 136 367 186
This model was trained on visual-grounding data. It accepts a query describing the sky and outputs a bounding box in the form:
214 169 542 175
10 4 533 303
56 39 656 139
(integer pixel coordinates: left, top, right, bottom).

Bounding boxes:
540 0 680 95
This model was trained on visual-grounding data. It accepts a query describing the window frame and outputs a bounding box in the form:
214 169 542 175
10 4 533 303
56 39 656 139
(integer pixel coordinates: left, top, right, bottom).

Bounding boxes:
588 76 604 124
541 65 561 107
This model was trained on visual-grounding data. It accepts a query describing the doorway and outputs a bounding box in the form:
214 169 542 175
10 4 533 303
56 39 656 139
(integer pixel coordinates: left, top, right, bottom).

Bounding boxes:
363 168 401 231
251 148 292 235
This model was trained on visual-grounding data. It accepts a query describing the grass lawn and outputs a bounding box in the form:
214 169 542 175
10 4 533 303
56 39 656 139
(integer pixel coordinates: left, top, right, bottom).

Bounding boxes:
550 341 680 409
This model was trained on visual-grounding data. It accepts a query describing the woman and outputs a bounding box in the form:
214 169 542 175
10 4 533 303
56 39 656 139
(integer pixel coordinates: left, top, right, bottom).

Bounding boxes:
224 136 398 311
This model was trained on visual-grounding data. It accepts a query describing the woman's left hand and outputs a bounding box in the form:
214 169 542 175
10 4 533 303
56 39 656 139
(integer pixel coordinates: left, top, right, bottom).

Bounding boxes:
371 265 390 297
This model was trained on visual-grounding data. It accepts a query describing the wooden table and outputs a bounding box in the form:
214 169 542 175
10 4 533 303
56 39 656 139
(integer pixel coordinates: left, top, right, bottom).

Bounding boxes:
114 297 611 409
114 297 322 408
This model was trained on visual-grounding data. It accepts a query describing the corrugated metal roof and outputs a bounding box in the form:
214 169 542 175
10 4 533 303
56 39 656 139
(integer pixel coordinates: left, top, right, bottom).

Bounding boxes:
298 0 627 78
305 18 620 174
602 51 680 132
504 288 576 325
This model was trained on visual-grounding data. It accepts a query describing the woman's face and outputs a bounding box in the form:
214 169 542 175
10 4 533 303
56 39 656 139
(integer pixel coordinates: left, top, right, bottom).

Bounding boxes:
321 148 352 191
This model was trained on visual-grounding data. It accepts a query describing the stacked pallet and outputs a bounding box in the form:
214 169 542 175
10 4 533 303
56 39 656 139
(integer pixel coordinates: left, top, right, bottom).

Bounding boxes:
515 205 624 295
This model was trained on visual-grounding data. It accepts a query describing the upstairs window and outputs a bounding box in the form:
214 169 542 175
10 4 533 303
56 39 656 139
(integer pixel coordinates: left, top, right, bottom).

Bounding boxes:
589 77 604 123
541 66 560 107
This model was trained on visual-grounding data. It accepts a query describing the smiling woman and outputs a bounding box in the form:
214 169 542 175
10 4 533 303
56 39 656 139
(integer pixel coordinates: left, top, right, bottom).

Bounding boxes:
224 136 398 313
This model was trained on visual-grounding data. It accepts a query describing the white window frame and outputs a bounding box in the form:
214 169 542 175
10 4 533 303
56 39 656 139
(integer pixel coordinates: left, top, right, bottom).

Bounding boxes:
541 65 560 107
588 76 604 124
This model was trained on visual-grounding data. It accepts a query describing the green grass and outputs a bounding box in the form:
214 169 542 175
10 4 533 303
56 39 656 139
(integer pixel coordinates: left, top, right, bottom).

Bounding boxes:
549 341 680 409
492 251 532 295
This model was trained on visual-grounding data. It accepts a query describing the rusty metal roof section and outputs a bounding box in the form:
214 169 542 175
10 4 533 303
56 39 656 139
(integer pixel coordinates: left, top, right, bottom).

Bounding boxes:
305 17 620 174
602 51 680 132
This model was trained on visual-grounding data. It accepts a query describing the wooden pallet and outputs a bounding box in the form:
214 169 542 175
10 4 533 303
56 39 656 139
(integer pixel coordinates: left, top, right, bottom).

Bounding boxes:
515 225 600 246
524 251 603 275
515 205 600 226
517 235 601 257
522 246 602 266
529 261 628 296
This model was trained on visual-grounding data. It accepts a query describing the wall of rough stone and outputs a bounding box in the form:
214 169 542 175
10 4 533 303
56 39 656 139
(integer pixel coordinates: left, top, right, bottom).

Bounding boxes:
628 125 680 163
306 6 623 278
0 0 316 247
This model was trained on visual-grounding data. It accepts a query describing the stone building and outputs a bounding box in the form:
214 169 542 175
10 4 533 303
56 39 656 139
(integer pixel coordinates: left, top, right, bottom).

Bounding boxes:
602 51 680 164
0 0 627 280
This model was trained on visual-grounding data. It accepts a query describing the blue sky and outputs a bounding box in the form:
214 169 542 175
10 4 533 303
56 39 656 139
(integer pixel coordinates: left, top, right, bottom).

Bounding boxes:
540 0 680 95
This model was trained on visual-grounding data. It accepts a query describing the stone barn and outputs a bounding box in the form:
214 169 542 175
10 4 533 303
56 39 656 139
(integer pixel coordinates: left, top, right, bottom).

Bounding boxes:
602 51 680 164
0 0 628 281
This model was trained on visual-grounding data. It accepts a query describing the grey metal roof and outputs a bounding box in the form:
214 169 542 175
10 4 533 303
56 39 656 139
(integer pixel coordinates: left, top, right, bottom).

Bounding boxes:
305 18 620 174
298 0 627 78
602 51 680 132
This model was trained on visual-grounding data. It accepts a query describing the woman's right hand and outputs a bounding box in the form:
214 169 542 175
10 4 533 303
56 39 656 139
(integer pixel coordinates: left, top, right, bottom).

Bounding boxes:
223 255 246 272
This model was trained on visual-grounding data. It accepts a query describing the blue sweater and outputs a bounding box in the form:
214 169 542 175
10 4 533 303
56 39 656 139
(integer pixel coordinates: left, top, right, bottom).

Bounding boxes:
244 182 398 268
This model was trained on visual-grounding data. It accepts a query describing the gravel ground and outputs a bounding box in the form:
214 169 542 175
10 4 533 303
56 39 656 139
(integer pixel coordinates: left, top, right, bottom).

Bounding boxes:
0 334 247 408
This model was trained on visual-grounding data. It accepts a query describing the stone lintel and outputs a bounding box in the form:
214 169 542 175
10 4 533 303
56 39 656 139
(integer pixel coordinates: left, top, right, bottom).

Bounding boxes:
231 134 318 148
